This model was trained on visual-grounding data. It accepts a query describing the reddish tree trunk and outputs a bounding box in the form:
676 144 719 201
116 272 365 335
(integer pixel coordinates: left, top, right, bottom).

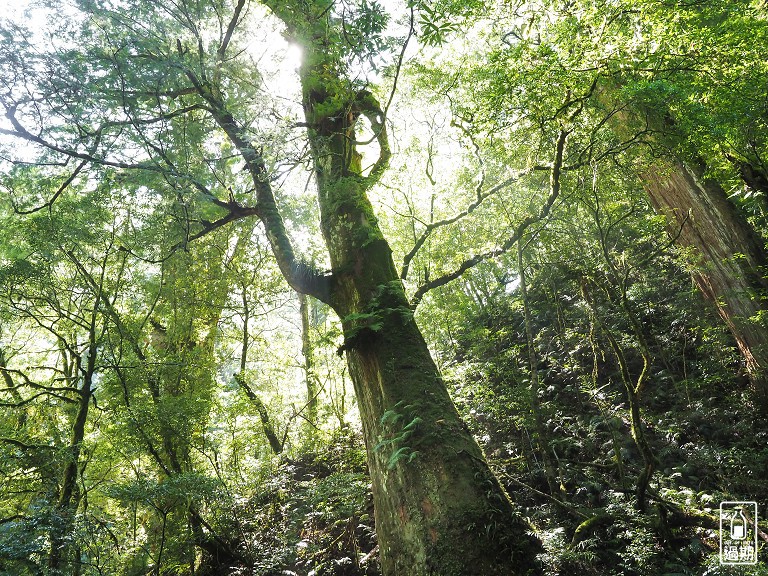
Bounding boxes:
640 158 768 408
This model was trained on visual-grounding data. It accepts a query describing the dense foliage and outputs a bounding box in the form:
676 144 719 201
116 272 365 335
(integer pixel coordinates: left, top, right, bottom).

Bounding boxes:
1 0 768 574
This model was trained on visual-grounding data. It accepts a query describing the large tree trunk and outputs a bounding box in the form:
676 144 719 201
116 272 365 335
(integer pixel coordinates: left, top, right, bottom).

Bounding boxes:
345 295 540 575
603 89 768 408
638 158 768 408
309 108 541 573
250 4 542 574
326 235 540 574
182 2 541 571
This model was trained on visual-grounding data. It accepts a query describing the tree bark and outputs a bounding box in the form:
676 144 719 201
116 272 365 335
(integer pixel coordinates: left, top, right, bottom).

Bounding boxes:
249 4 542 574
638 158 768 408
0 348 28 429
729 155 768 199
299 292 319 432
345 305 540 575
603 91 768 408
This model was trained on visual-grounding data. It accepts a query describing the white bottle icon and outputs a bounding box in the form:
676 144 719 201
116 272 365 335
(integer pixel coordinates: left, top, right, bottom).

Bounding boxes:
730 508 748 540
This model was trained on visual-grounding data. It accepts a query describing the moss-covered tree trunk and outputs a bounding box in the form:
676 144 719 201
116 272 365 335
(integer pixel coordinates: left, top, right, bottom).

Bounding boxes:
639 158 768 409
345 301 540 575
249 3 541 574
186 2 541 570
323 226 539 574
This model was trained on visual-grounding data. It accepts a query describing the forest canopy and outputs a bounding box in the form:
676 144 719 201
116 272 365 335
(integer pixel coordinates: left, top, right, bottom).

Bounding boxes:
1 0 767 575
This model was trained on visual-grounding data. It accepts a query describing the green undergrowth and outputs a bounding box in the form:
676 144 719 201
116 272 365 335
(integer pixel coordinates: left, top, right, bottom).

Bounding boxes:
439 264 768 576
217 429 378 576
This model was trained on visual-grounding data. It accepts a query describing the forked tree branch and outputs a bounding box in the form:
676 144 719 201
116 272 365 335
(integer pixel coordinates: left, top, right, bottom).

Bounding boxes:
410 128 570 308
5 45 331 301
182 67 332 302
400 172 526 281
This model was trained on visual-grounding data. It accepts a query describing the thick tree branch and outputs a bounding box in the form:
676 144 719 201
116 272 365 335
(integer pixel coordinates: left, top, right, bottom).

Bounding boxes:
0 366 83 396
4 95 274 273
0 390 78 406
171 204 261 251
0 437 56 451
183 69 332 302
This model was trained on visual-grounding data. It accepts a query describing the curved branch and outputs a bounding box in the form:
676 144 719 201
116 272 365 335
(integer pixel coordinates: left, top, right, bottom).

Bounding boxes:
0 437 56 451
11 158 89 215
0 390 79 407
411 128 569 308
346 0 414 163
401 172 526 281
355 90 391 185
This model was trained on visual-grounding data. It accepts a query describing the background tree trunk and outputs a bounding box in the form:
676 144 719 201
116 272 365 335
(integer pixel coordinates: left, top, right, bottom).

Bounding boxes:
299 292 319 433
49 331 97 574
518 239 559 497
638 157 768 409
603 89 768 408
235 372 284 455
